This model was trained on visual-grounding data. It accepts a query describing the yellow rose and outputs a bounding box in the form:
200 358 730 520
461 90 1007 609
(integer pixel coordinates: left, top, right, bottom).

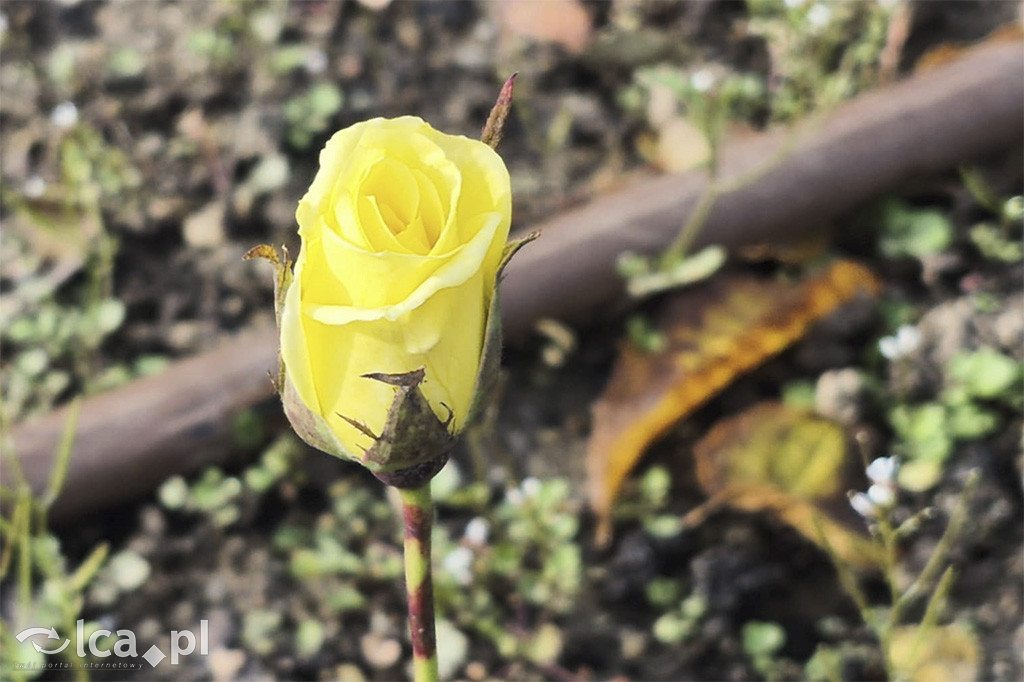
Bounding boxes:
279 116 511 466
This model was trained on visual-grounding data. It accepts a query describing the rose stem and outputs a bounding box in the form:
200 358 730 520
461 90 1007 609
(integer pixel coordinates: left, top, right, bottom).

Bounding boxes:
398 484 440 682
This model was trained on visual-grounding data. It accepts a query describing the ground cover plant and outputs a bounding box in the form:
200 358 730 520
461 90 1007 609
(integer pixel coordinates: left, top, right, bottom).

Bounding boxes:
1 1 1021 680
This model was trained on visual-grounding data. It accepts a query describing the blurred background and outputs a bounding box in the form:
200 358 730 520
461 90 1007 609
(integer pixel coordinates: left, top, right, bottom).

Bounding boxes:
1 1 1021 680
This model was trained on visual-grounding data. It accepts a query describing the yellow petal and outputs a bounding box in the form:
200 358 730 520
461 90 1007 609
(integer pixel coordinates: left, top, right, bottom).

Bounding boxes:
413 168 445 246
306 211 504 323
279 247 322 416
308 269 489 452
425 126 511 248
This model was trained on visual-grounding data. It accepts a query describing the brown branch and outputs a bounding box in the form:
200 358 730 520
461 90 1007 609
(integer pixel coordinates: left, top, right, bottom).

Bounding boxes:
10 37 1023 522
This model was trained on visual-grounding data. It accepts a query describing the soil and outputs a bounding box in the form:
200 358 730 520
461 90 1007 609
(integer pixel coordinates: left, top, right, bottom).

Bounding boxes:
1 1 1021 681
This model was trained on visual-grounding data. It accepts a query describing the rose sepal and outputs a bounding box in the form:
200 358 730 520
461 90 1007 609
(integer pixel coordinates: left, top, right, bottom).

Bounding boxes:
276 371 363 463
465 231 538 426
340 368 455 488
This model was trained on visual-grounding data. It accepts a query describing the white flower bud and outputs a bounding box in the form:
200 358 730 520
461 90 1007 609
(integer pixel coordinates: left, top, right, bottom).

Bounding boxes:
867 483 896 509
866 456 899 486
849 491 877 518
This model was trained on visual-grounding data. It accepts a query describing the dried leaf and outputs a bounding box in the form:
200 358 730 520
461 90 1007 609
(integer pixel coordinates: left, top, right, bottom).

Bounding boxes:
890 623 980 682
588 260 881 543
686 402 881 569
694 403 849 500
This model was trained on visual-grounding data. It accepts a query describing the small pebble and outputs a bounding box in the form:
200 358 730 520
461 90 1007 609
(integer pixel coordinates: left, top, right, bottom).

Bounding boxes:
207 648 246 682
465 661 487 680
182 201 226 248
360 633 402 670
815 368 866 425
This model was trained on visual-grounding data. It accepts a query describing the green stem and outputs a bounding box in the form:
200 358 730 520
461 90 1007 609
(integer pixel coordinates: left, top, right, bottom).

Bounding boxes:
398 485 439 682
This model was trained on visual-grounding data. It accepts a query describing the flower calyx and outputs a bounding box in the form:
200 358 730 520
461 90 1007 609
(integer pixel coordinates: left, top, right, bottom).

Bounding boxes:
342 368 455 489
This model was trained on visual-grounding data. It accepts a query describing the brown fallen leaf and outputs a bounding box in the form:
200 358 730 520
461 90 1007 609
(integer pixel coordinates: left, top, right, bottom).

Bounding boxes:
686 402 881 569
588 260 881 544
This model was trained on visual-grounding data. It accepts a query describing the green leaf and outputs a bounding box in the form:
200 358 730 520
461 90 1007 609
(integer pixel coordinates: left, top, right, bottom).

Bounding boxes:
158 476 189 510
43 397 80 508
898 459 944 492
878 200 952 260
294 620 325 659
946 402 999 439
68 543 110 593
742 620 786 657
947 348 1020 400
890 403 947 446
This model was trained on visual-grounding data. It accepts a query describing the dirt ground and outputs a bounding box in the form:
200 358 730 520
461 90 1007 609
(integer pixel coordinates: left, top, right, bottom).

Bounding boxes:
1 1 1022 681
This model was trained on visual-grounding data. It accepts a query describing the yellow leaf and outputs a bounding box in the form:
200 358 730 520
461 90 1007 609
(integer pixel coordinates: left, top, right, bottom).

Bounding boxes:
686 402 881 569
588 260 881 544
696 402 849 494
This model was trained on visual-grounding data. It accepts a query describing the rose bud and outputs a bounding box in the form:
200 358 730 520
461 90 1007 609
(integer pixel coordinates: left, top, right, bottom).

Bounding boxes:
248 116 530 488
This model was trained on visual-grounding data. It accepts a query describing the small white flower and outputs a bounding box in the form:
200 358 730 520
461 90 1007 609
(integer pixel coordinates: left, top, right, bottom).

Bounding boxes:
442 547 474 586
784 0 807 8
867 483 896 509
463 517 489 546
806 3 831 28
849 491 877 518
866 456 899 486
51 101 78 129
879 325 921 360
690 68 715 93
521 477 541 499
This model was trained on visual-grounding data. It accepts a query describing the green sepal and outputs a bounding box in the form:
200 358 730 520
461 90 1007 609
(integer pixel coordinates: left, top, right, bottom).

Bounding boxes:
281 372 361 463
351 369 455 488
465 231 539 426
499 231 539 276
466 285 503 427
281 366 453 488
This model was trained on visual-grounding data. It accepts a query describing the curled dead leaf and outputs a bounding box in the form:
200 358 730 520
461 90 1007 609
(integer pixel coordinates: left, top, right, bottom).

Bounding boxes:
588 260 881 544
